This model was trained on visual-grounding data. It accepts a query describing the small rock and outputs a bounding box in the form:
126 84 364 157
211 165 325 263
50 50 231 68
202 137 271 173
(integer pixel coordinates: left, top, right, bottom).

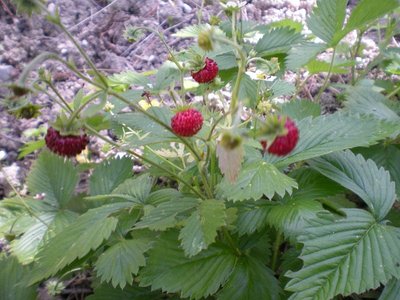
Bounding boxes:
81 39 89 47
0 150 6 161
0 163 21 198
48 3 56 15
0 64 14 81
179 1 192 13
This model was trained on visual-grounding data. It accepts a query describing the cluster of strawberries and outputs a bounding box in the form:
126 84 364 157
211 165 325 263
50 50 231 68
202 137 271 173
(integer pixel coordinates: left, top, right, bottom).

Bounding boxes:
171 57 299 156
45 58 298 157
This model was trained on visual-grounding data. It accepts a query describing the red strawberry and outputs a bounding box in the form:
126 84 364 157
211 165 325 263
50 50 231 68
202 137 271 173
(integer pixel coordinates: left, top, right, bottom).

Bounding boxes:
261 117 299 156
45 127 89 157
171 108 203 137
191 58 218 83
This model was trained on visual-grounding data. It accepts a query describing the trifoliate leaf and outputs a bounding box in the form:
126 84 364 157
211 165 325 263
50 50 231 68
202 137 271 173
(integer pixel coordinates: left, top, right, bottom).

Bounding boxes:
306 0 347 45
218 256 280 300
29 202 132 284
255 27 303 57
280 99 321 121
0 254 37 300
11 210 77 264
135 197 199 231
286 209 400 300
27 151 78 208
95 239 151 288
89 157 134 196
310 150 396 221
353 145 400 197
139 231 236 300
216 161 298 201
179 199 227 257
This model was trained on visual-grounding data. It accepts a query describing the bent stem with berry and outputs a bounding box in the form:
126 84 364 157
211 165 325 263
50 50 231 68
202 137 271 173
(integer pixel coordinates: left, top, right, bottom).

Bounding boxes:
2 0 400 299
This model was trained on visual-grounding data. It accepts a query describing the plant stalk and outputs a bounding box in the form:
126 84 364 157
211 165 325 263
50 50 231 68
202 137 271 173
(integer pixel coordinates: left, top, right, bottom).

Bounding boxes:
271 229 283 272
85 124 206 200
315 47 336 103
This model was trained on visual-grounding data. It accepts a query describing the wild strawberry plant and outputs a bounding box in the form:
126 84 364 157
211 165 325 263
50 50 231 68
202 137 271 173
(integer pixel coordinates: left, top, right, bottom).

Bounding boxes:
1 0 400 299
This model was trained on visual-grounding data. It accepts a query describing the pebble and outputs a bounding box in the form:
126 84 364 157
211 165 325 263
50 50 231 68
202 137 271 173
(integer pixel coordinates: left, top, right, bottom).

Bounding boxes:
0 163 21 188
81 39 89 48
0 64 14 81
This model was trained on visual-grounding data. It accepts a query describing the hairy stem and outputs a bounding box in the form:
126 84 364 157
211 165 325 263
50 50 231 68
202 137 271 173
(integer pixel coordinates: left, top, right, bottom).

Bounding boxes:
351 30 364 85
85 124 206 199
315 47 336 103
108 91 202 162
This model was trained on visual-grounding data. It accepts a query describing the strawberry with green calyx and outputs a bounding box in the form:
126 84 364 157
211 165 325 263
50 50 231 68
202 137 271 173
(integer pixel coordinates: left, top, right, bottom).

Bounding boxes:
187 51 219 84
45 114 89 157
171 107 203 137
257 115 299 157
191 57 219 83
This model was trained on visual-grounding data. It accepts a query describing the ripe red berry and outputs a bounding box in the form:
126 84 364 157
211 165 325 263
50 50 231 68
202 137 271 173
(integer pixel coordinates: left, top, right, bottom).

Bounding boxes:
45 127 89 157
191 57 219 83
171 108 203 137
261 117 299 156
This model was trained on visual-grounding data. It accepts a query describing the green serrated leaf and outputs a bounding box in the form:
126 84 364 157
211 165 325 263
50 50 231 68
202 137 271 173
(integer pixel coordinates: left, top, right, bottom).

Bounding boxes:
306 0 347 45
29 202 132 284
218 256 280 300
286 209 400 300
344 86 400 122
353 145 400 197
81 92 108 118
236 73 258 107
108 89 143 113
179 199 227 257
73 89 84 110
27 151 79 208
286 42 327 70
310 150 396 221
108 70 149 87
271 80 296 98
0 255 37 300
136 197 200 231
290 167 345 200
17 139 45 159
112 174 153 203
90 157 134 196
216 161 298 201
268 198 323 238
113 107 176 147
139 231 236 300
214 51 238 70
235 202 274 236
380 278 400 300
280 100 321 121
267 114 400 168
154 61 181 91
146 188 182 205
255 27 303 57
95 239 150 288
172 24 213 38
306 59 354 74
345 0 399 33
11 210 77 264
